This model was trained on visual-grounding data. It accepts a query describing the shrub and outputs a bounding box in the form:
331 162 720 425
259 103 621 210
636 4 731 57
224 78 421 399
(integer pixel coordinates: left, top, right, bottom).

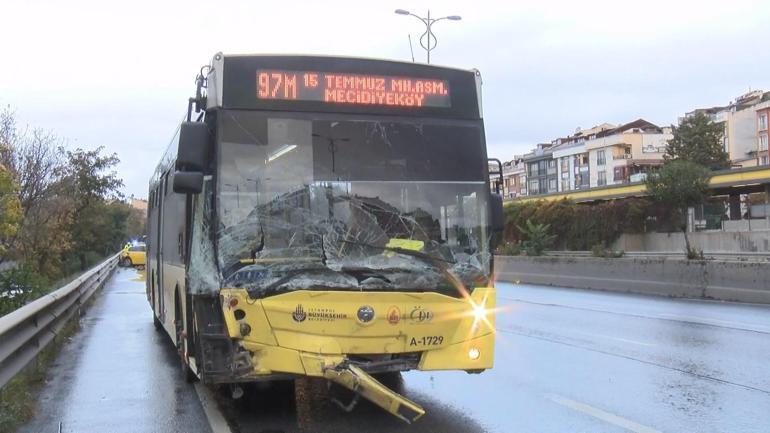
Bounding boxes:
0 266 47 317
591 243 606 257
686 245 705 260
591 243 625 258
518 220 556 256
496 241 521 256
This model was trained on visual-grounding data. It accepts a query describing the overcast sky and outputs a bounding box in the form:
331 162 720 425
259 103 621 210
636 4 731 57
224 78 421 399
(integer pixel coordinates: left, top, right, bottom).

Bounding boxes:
2 0 769 198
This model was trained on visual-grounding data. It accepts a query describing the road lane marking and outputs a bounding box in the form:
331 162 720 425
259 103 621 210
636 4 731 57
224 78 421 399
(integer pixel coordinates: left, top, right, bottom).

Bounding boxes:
194 382 233 433
546 394 663 433
567 329 656 347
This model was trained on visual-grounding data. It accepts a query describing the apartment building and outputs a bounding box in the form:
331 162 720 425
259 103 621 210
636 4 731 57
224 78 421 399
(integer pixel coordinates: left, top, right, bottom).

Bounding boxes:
522 144 558 195
551 123 615 191
583 119 671 187
489 89 769 198
501 158 527 198
757 104 769 166
687 90 770 167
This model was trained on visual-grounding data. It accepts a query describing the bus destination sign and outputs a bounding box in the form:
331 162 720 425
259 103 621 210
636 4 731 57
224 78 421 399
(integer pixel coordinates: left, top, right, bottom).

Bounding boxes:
256 69 451 108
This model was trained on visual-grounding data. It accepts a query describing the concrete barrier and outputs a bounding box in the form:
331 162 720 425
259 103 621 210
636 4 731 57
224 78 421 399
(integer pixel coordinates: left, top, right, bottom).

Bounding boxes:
613 231 770 253
495 255 770 304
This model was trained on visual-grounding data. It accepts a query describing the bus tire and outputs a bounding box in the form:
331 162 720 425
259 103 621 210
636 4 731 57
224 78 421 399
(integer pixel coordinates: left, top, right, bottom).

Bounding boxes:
175 289 197 383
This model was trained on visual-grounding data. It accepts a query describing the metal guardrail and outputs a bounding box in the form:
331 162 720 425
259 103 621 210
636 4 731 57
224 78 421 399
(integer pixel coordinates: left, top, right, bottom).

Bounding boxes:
0 252 120 388
543 250 770 261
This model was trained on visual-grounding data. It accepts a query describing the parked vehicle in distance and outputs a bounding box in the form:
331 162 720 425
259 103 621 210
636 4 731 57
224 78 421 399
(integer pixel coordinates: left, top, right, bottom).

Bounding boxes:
121 243 146 267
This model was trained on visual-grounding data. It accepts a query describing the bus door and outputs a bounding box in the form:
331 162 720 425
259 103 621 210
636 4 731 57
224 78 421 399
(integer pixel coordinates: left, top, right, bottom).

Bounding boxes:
156 172 168 321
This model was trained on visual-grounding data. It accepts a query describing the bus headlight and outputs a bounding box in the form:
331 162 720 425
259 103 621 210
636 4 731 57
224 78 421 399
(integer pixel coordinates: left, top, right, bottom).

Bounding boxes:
472 304 487 321
468 347 480 360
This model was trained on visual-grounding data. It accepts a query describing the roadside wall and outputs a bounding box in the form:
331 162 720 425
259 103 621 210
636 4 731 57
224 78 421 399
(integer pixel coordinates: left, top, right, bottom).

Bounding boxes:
613 231 770 253
495 255 770 304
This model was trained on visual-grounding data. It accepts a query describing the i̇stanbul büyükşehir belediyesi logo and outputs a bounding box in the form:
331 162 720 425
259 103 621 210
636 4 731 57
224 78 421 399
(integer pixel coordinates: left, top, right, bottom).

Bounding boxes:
291 305 348 323
292 304 306 322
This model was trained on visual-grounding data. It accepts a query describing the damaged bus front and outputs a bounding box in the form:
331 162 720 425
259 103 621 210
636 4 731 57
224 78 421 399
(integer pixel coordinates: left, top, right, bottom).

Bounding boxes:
147 53 502 423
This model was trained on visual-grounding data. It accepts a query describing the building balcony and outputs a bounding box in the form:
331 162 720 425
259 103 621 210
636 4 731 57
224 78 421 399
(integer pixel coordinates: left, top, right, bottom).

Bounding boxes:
613 154 632 160
574 165 589 174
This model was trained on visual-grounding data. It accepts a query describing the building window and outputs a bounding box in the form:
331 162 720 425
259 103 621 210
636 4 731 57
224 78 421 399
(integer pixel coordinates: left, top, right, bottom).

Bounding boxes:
539 179 548 193
597 150 606 166
760 134 768 151
762 156 769 166
529 179 539 194
759 114 768 131
613 166 627 182
598 171 607 186
528 163 539 177
546 159 557 175
548 178 557 192
561 157 569 172
561 179 570 191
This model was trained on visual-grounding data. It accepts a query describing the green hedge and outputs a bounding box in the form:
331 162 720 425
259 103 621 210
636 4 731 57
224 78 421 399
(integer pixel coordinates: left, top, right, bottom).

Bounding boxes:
503 198 654 250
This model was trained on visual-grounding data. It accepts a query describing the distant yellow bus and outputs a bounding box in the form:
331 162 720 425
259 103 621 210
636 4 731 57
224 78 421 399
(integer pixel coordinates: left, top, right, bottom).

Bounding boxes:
120 243 146 267
146 53 501 422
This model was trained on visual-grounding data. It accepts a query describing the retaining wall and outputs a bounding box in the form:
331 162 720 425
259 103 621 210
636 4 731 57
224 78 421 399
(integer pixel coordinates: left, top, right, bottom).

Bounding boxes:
495 255 770 304
612 231 770 253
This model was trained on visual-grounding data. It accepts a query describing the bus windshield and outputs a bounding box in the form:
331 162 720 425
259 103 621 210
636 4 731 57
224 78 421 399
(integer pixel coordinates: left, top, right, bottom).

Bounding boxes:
215 110 490 297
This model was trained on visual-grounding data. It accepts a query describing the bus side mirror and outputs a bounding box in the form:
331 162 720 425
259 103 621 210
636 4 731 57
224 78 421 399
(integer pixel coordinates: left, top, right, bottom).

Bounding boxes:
490 193 504 232
173 171 203 194
176 122 211 172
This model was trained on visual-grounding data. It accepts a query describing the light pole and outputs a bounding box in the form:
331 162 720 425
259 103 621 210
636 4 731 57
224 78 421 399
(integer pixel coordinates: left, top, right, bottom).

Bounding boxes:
395 9 461 64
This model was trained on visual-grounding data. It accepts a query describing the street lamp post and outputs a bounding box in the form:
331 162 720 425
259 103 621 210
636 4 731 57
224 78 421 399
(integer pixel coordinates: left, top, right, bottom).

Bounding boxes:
395 9 461 64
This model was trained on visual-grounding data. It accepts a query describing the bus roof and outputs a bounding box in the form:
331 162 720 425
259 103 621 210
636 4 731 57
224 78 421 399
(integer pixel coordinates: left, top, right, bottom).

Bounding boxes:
220 52 479 74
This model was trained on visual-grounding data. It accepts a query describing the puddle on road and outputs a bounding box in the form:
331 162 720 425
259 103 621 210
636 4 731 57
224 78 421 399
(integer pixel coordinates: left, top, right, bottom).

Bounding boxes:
131 269 146 282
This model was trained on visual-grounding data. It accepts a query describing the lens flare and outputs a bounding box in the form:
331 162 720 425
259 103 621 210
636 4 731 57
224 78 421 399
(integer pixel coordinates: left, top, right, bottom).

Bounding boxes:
468 294 495 335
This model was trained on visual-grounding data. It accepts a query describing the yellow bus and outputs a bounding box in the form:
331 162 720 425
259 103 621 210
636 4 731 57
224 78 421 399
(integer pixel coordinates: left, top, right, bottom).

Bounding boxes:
146 53 502 423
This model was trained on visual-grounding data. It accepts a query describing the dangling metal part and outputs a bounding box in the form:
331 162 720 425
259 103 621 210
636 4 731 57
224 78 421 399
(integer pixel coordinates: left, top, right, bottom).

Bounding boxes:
323 361 425 424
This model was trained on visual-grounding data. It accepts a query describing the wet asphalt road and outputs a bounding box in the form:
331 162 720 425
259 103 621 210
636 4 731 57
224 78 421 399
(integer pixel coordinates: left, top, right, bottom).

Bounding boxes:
225 283 770 433
18 268 211 433
19 269 770 433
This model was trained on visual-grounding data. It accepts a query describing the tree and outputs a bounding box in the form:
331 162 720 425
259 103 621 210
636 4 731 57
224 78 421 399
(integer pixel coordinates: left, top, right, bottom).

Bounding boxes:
61 147 124 270
0 108 72 274
665 112 730 170
645 160 711 258
0 165 21 261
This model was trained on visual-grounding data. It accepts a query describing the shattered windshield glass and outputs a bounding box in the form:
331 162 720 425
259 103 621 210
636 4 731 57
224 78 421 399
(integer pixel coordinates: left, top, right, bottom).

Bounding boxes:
214 110 490 298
